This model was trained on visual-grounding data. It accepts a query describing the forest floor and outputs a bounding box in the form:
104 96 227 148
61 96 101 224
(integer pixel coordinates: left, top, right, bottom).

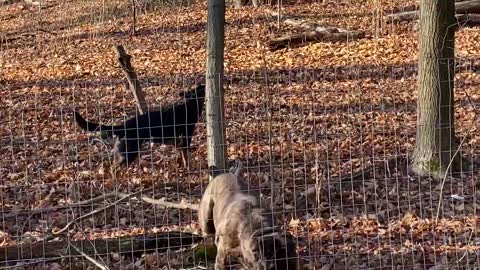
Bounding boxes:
1 0 480 269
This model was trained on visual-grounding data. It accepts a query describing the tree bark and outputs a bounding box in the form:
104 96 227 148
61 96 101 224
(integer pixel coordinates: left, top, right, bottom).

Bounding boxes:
412 0 464 178
205 0 227 180
386 0 480 23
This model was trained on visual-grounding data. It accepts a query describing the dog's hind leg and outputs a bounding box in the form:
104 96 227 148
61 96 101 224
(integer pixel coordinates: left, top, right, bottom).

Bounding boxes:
113 139 141 167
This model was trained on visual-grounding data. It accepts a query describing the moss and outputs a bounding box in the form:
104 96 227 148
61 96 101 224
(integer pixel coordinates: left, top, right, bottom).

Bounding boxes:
412 157 445 179
426 158 442 174
193 244 217 261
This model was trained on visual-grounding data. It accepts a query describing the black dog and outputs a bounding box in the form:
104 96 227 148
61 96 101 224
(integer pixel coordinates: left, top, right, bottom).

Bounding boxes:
74 84 206 167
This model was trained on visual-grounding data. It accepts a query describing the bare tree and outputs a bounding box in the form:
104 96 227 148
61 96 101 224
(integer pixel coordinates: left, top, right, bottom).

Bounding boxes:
206 0 227 179
412 0 464 178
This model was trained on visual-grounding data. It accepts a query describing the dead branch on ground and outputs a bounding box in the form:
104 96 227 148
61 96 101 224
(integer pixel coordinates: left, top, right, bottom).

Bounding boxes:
1 29 56 45
266 10 365 51
70 243 108 270
0 232 202 261
141 196 199 211
53 187 154 235
51 186 200 235
386 0 480 23
268 30 365 51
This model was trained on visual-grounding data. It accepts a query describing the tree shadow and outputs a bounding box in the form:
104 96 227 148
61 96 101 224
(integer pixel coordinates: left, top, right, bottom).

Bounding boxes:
1 12 276 50
1 62 419 91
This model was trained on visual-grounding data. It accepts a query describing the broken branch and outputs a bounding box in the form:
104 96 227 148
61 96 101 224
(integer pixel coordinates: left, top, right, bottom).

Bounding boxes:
114 45 148 114
386 0 480 23
0 232 203 261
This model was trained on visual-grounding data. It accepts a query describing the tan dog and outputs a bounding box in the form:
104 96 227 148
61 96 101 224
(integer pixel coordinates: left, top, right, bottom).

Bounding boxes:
198 161 297 270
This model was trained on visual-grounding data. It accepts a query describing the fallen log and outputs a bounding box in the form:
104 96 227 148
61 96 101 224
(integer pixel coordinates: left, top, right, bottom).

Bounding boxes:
268 29 365 51
266 10 365 50
386 0 480 23
413 13 480 31
0 29 56 45
0 232 203 262
283 17 340 33
454 13 480 25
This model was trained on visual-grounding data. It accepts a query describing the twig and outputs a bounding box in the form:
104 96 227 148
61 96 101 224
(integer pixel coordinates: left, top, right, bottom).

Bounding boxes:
73 191 130 206
3 190 128 219
435 90 478 224
140 196 199 211
1 28 56 44
131 0 136 35
20 188 56 234
53 187 153 235
69 243 109 270
434 141 467 224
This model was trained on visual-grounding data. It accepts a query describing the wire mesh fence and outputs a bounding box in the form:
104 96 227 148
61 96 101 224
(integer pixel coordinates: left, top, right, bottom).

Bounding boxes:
1 0 480 269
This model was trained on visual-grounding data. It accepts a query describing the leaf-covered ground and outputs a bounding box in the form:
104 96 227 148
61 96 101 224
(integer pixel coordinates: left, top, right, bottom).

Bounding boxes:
1 0 480 269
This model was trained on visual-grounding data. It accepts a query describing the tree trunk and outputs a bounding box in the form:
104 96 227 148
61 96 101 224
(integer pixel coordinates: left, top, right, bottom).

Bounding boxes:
206 0 227 180
412 0 464 178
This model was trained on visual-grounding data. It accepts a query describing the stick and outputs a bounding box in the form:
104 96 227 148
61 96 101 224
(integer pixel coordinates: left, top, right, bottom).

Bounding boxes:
0 232 203 261
386 0 480 23
3 191 129 219
70 243 108 270
53 187 153 235
114 45 148 114
140 196 199 211
74 191 131 206
434 91 477 224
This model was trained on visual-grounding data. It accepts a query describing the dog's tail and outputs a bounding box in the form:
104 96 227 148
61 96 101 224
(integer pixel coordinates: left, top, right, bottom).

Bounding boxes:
73 111 117 136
